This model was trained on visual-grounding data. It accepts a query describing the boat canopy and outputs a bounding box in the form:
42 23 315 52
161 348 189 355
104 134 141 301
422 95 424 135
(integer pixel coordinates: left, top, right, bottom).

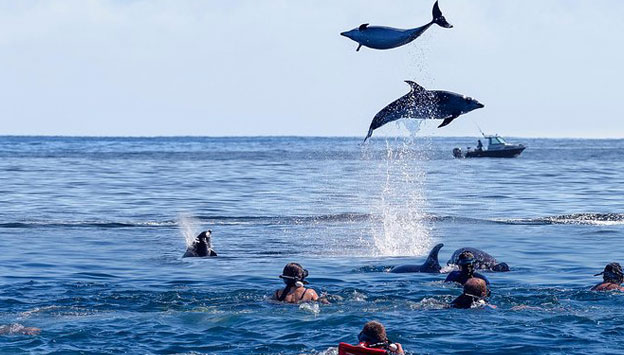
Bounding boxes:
487 136 507 145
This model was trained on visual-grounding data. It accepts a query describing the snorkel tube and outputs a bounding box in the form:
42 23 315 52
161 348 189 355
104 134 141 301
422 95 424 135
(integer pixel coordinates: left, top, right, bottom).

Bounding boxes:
594 262 624 284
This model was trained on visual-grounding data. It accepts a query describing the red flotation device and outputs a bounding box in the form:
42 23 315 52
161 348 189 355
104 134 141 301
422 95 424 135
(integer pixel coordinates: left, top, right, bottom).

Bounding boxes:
338 342 388 355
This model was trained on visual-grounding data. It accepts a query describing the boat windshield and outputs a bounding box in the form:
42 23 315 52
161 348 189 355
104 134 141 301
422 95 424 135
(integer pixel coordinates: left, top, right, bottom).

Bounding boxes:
488 136 507 145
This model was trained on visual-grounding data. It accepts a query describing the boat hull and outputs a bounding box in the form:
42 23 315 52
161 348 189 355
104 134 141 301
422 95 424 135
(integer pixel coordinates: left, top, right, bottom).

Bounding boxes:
463 146 525 158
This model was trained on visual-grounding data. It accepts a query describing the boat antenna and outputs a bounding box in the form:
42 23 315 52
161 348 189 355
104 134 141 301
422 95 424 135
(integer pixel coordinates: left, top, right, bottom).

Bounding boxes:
470 118 486 138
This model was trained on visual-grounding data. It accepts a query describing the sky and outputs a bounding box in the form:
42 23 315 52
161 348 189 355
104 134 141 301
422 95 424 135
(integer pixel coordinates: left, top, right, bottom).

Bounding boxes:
0 0 623 138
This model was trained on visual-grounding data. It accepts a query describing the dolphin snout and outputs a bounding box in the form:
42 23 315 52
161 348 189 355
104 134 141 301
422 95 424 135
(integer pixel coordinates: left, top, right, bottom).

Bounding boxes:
476 102 485 109
340 31 348 37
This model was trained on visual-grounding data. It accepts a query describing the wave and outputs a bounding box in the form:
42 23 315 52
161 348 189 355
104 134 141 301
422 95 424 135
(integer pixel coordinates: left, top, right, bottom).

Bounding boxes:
0 213 372 229
499 213 624 226
1 213 622 229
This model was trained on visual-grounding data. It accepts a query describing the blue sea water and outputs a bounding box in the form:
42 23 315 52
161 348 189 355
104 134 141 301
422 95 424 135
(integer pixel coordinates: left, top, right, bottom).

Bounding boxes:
0 136 623 354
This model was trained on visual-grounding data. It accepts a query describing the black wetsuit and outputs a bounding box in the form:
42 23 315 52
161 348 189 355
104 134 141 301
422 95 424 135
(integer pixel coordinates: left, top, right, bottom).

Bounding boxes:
445 271 489 285
450 294 484 309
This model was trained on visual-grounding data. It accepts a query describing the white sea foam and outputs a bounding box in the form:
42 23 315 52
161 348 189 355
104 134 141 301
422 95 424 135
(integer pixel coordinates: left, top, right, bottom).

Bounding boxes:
299 302 320 316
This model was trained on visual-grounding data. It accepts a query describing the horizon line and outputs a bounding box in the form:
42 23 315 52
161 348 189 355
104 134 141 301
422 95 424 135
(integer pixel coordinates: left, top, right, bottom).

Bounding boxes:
1 134 622 140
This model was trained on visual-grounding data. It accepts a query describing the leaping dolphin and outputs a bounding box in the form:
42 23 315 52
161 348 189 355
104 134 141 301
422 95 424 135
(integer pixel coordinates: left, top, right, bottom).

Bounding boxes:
363 81 484 142
340 1 452 52
390 243 444 273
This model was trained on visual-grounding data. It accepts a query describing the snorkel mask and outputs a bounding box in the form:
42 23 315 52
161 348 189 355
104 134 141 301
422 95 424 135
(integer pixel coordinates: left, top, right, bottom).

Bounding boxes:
279 263 309 287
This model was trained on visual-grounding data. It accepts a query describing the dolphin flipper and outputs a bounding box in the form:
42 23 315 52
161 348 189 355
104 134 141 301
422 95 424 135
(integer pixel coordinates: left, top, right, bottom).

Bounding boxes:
356 44 362 52
432 1 453 29
438 114 459 128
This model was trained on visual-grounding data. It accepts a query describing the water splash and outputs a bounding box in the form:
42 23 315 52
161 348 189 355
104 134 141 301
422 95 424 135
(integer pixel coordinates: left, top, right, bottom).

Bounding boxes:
178 213 201 248
367 126 433 257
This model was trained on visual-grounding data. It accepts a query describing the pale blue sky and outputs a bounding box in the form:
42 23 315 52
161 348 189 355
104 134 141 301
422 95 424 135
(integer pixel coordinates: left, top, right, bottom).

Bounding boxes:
1 0 623 138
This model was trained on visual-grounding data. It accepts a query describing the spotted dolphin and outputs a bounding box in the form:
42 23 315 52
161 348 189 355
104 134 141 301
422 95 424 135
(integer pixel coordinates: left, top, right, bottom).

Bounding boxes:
390 243 444 273
340 1 452 52
363 81 484 142
448 247 510 272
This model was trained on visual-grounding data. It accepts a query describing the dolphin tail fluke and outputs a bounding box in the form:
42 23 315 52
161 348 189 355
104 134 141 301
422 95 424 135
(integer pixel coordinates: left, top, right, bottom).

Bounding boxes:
363 128 373 143
438 115 459 128
424 243 444 272
432 1 453 28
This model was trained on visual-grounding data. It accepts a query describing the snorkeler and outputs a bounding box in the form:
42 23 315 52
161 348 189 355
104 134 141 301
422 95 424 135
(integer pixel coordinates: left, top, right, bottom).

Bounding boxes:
591 262 624 291
338 321 404 355
445 251 490 285
273 262 327 304
450 277 490 309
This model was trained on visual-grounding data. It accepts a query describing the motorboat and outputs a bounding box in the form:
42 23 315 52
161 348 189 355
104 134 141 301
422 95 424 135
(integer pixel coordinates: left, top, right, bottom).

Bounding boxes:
453 135 525 158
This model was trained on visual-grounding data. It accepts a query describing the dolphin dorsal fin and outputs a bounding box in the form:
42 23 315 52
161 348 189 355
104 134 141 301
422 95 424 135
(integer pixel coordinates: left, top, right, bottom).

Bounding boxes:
405 80 426 92
423 243 443 272
359 23 369 31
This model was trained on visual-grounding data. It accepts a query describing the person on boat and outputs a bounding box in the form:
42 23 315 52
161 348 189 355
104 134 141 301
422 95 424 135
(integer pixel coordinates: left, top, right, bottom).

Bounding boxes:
354 321 404 355
450 278 490 309
591 262 624 291
476 139 483 151
445 251 490 286
273 262 327 303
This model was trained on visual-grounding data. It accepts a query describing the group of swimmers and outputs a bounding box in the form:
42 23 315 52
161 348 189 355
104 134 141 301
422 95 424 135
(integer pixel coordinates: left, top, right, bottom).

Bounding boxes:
271 253 624 354
5 235 623 351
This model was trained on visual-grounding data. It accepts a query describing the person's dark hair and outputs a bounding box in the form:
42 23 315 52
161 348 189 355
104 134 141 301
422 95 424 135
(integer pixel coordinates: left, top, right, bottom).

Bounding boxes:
359 321 388 346
277 263 309 301
197 231 211 243
595 262 624 284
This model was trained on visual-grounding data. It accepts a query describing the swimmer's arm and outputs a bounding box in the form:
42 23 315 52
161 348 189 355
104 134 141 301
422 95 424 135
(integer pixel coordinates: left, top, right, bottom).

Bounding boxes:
307 289 330 304
392 342 405 355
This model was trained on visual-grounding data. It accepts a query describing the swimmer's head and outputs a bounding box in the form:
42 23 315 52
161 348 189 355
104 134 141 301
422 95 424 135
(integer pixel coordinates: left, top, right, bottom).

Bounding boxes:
279 262 309 287
458 251 476 274
196 230 212 245
595 262 624 284
463 278 488 298
358 321 388 347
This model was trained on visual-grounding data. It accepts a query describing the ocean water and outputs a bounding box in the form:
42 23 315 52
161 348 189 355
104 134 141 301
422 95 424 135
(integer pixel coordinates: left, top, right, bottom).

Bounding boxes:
0 136 623 354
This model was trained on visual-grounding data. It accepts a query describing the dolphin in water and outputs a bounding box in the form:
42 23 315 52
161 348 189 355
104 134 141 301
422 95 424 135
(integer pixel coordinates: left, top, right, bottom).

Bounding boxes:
390 243 444 273
447 247 510 272
363 81 484 142
340 1 452 52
